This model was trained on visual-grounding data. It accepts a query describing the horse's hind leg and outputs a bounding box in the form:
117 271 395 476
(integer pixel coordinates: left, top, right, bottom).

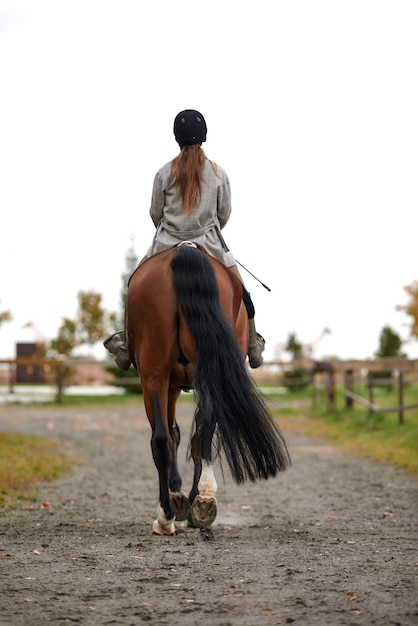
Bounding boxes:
190 464 218 529
149 392 176 535
188 425 218 529
167 388 190 522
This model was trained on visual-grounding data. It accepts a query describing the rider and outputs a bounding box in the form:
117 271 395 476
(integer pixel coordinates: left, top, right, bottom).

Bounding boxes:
104 109 265 370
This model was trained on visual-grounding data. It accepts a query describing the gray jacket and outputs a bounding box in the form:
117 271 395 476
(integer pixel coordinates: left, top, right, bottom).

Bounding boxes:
146 159 235 267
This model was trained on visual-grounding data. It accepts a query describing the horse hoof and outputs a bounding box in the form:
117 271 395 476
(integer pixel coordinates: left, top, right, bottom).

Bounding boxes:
190 495 217 529
152 519 176 535
170 491 191 522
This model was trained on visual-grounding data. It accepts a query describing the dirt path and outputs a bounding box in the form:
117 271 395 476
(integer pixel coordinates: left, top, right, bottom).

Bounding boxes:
0 401 417 626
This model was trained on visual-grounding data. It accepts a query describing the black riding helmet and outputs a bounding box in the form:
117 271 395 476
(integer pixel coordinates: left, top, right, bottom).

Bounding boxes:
174 110 207 148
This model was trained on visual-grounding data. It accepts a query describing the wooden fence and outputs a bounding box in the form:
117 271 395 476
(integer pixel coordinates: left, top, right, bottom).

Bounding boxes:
266 357 418 422
1 356 418 415
0 357 116 403
343 369 418 424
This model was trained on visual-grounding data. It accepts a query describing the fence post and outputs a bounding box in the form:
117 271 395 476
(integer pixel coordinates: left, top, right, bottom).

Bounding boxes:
55 361 64 404
398 371 404 424
328 367 336 411
345 369 354 409
8 362 15 394
311 374 317 411
368 372 374 415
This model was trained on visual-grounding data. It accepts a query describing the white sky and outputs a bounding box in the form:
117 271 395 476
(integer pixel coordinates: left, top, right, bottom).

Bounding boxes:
0 0 417 362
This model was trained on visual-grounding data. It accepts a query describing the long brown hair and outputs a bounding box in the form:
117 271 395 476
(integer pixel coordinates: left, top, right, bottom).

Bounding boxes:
171 145 217 214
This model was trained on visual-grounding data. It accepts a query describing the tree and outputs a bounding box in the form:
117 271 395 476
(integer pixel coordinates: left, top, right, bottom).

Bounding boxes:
283 332 308 391
49 290 118 358
375 325 405 358
49 318 77 356
372 325 405 390
77 291 118 346
285 332 304 360
46 292 119 400
396 280 418 341
0 302 12 328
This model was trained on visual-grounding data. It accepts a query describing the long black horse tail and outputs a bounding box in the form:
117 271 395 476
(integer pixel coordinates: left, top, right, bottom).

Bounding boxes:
170 245 290 483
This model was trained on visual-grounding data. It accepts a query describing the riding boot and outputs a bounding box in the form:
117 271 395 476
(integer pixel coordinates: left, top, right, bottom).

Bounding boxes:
248 318 265 369
103 332 131 371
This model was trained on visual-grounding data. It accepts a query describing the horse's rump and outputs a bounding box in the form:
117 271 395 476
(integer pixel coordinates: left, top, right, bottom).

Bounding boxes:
126 246 248 387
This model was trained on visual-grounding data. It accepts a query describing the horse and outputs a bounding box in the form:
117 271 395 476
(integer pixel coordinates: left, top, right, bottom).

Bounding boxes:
126 242 290 535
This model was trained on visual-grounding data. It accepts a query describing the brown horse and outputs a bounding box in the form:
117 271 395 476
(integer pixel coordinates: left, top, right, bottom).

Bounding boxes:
126 243 290 535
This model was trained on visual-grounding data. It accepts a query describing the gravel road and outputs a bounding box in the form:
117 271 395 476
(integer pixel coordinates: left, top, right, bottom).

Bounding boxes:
0 401 417 625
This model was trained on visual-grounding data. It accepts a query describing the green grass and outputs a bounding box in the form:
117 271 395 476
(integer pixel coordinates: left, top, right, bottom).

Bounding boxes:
0 433 74 512
272 383 418 475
